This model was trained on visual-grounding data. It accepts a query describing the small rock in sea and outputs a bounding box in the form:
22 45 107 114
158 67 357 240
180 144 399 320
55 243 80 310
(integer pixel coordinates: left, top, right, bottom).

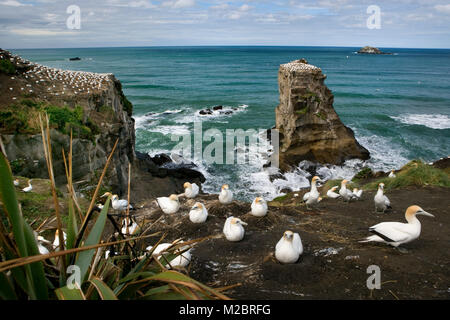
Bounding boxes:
213 105 223 111
199 109 213 115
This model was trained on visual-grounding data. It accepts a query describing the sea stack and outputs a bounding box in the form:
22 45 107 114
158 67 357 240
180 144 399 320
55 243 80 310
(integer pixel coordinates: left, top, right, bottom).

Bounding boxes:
275 59 370 171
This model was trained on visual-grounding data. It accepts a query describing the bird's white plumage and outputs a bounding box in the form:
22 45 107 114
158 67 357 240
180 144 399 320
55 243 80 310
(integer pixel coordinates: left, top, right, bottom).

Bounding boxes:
157 195 180 214
219 185 233 204
327 186 340 199
145 243 191 268
389 170 396 178
251 197 268 217
112 195 132 211
339 180 355 201
121 218 139 235
14 179 19 186
189 202 208 223
223 217 247 242
360 205 434 247
184 183 199 198
374 184 391 212
353 188 363 199
22 180 32 193
275 231 303 264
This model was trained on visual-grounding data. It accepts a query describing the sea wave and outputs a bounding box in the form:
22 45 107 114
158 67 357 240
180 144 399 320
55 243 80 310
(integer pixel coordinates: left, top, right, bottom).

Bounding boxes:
390 114 450 130
134 109 183 128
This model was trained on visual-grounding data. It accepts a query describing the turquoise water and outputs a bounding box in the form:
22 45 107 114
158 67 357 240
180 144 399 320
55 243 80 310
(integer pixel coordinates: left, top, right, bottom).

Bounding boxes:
11 47 450 200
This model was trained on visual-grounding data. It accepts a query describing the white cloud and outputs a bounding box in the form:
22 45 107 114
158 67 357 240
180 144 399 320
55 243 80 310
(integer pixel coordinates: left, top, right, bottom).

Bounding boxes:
0 0 31 6
10 28 79 36
434 4 450 14
162 0 196 9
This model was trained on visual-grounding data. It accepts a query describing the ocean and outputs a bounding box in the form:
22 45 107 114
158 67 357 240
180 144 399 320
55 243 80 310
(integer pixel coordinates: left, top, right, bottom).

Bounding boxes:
11 46 450 200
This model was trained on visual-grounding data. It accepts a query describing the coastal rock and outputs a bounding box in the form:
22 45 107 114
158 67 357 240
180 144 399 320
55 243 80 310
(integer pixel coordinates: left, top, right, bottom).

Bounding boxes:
357 46 392 55
275 59 370 171
0 49 203 199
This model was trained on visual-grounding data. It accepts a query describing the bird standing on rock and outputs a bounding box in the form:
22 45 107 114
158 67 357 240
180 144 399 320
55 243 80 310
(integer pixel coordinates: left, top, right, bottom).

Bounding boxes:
223 217 247 242
275 230 303 264
189 202 208 223
101 192 133 212
251 197 268 217
374 183 392 213
360 205 434 248
219 184 233 204
353 188 363 200
183 182 199 198
157 194 180 214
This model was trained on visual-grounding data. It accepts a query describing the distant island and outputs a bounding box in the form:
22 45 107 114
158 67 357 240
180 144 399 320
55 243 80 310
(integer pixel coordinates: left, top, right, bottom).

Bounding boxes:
357 46 393 55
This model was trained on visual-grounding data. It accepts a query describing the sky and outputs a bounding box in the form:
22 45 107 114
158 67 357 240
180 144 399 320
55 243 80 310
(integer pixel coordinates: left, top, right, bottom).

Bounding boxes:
1 0 450 49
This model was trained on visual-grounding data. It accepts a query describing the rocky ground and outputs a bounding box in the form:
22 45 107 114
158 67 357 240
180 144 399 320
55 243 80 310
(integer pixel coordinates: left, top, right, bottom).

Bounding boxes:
106 183 449 300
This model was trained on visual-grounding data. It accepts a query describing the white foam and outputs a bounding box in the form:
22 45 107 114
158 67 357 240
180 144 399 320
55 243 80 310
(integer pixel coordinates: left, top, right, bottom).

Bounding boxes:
134 109 183 129
147 125 190 136
175 105 248 124
391 114 450 130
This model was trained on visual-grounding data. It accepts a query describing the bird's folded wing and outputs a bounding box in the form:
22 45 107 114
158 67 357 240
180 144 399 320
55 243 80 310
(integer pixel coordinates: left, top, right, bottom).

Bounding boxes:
192 184 199 194
369 223 410 243
157 197 170 210
303 192 310 201
293 233 303 253
383 196 391 206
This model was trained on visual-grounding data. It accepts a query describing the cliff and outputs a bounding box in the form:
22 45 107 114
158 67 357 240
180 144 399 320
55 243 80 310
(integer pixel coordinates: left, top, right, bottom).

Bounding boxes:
275 59 370 171
0 49 204 200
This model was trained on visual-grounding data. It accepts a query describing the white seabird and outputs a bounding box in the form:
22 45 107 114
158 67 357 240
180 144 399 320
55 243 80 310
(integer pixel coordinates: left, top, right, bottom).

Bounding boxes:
251 197 268 217
352 188 363 200
121 217 139 235
360 205 434 247
275 230 303 264
53 230 67 251
302 176 321 202
223 217 247 242
145 242 191 268
389 170 396 178
189 202 208 223
339 180 356 202
326 186 340 199
219 184 233 204
14 179 20 187
34 232 51 255
101 193 132 212
22 179 33 193
157 194 180 214
374 183 392 213
183 182 199 199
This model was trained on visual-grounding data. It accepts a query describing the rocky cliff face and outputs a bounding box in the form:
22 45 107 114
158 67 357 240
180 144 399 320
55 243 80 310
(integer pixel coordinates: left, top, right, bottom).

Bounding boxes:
275 59 370 171
0 49 203 200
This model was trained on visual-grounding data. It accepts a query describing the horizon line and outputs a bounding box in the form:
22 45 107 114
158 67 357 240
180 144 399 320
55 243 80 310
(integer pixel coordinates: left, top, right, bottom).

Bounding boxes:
7 45 450 50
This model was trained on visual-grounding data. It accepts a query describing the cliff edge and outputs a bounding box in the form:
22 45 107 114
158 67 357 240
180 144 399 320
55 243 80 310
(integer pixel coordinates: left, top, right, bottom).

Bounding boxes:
275 59 370 171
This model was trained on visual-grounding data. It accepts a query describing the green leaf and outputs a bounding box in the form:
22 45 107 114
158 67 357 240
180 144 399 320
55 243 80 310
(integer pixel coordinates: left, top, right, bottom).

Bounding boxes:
89 277 118 300
0 272 18 300
75 196 111 282
65 199 78 266
55 285 86 300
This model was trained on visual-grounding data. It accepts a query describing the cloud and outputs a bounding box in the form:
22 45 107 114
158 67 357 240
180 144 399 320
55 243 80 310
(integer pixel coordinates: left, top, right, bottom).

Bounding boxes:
0 0 31 6
434 4 450 14
162 0 196 9
10 28 79 36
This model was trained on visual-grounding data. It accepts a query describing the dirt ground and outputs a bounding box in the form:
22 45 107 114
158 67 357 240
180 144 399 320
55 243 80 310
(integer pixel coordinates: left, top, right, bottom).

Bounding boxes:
117 185 449 300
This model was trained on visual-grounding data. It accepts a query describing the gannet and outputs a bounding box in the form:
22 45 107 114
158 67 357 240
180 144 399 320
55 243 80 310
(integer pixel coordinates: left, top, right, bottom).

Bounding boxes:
189 202 208 223
157 194 180 214
374 183 392 212
121 217 139 235
251 197 268 217
34 232 51 255
326 186 340 199
360 205 434 247
22 179 32 193
389 170 396 178
339 180 356 202
13 179 19 186
223 217 247 242
352 188 363 200
145 242 191 268
302 176 321 202
101 192 133 212
219 184 233 204
184 182 199 198
53 230 67 250
275 230 303 264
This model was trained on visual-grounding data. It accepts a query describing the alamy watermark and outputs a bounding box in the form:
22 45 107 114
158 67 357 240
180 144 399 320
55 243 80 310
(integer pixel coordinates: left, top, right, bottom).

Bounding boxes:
367 5 381 29
66 5 81 30
366 265 381 290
